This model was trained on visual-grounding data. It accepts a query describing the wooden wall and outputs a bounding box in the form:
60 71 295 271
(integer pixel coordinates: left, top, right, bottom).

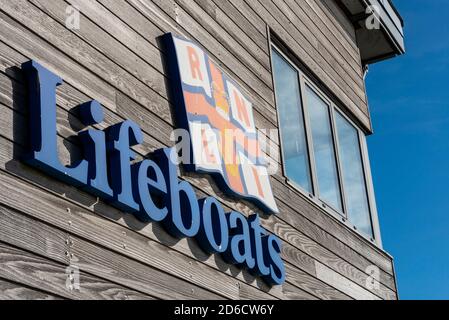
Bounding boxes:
0 0 397 300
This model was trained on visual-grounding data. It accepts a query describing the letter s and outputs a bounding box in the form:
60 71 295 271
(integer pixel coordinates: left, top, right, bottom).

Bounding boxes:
263 235 285 285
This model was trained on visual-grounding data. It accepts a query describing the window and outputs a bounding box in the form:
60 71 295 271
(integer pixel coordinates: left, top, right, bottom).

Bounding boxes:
272 50 312 194
335 111 373 237
271 47 376 240
305 85 343 212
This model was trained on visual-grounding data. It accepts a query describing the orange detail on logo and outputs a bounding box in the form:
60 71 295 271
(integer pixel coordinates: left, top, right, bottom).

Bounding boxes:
171 35 279 214
187 46 203 81
226 162 244 193
201 128 217 163
210 62 229 117
233 91 251 128
184 92 261 160
252 166 265 198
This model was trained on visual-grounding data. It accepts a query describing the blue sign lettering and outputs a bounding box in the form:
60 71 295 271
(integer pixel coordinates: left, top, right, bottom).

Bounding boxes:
23 60 88 186
21 60 285 286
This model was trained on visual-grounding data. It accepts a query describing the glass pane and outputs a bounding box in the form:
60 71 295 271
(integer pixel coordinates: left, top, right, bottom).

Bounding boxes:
335 112 374 237
272 50 312 193
305 85 343 212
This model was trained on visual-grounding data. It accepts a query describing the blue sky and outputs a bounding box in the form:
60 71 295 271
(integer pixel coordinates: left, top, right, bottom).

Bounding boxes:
366 0 449 300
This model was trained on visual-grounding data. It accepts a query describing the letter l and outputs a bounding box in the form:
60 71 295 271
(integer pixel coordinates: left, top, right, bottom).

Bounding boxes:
22 60 88 186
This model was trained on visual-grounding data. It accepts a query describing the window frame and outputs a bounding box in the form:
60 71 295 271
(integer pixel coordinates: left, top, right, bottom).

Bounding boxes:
270 48 315 197
270 44 383 247
301 78 347 216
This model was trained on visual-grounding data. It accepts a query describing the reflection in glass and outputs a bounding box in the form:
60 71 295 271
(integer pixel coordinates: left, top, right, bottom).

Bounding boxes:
335 112 373 237
305 85 343 212
272 50 312 193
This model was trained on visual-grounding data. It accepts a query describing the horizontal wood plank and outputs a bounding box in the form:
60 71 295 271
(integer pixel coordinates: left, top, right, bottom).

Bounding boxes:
0 205 224 300
0 277 62 300
0 242 155 300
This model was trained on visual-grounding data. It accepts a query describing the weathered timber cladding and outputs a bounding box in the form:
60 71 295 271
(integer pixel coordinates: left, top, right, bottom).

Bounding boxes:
0 0 397 300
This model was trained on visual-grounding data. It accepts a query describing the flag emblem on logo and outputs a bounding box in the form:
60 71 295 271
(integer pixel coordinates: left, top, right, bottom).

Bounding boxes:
164 34 278 214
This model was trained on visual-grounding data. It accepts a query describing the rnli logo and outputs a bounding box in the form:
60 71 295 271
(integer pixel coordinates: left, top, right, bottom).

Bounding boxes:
164 34 278 214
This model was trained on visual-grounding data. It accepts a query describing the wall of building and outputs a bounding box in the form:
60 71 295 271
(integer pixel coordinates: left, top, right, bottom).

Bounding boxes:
0 0 397 300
